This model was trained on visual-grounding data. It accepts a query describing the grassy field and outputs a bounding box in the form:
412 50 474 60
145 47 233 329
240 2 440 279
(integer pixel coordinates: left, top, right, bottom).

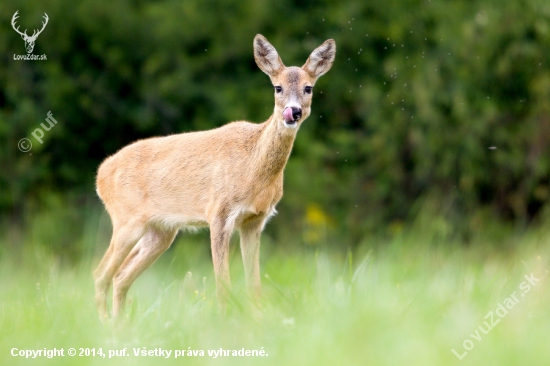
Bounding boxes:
1 208 550 366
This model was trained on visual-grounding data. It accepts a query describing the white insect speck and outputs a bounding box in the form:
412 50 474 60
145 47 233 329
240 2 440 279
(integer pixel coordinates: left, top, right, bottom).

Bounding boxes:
488 146 497 150
283 318 295 327
322 19 325 21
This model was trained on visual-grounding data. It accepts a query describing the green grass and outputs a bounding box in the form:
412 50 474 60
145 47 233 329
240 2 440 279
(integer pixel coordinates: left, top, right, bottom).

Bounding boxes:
1 214 550 365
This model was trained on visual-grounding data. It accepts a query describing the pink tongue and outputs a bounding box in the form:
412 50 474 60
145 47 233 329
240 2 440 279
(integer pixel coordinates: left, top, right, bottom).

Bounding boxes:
283 107 294 123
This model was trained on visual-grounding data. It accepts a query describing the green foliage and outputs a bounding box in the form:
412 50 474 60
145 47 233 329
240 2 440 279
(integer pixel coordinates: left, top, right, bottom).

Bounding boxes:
1 209 550 365
1 0 550 245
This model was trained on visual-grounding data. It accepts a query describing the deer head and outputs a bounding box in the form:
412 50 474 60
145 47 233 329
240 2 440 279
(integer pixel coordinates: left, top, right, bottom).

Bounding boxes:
11 11 49 54
253 35 336 130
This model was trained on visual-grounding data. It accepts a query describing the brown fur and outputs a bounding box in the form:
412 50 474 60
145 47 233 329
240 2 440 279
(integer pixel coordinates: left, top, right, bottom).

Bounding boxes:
93 34 336 319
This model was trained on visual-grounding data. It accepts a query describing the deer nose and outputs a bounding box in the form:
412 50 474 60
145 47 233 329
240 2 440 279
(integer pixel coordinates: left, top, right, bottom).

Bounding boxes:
291 107 302 121
283 106 302 123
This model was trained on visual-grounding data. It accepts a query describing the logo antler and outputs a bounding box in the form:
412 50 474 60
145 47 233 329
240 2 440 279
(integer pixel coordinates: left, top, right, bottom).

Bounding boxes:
11 11 27 38
11 11 49 54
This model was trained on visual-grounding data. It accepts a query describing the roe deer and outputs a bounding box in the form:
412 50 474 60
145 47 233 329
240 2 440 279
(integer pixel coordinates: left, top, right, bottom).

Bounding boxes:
93 34 336 319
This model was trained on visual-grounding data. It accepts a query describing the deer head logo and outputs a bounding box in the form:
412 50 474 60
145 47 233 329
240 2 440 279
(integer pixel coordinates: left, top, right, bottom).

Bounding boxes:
11 11 49 54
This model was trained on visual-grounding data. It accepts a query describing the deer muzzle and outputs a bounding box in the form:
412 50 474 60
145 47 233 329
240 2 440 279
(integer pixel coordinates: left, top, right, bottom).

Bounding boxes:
283 107 302 124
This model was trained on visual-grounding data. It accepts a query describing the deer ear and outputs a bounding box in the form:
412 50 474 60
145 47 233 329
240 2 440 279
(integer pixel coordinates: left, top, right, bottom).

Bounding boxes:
254 34 285 77
302 39 336 78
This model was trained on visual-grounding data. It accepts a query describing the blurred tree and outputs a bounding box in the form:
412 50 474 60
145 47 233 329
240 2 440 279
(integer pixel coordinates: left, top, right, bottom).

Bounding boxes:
1 0 549 247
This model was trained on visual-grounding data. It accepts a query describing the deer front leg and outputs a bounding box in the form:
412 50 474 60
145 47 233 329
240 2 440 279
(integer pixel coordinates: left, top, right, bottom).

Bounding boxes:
210 218 232 313
239 219 264 302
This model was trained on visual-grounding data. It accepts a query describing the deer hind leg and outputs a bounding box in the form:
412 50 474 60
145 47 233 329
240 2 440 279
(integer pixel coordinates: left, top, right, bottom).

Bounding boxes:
93 221 146 320
93 244 114 320
210 218 233 313
112 227 178 318
239 218 265 302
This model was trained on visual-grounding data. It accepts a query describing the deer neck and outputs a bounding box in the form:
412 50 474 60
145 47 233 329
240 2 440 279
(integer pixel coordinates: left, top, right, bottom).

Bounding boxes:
251 114 297 181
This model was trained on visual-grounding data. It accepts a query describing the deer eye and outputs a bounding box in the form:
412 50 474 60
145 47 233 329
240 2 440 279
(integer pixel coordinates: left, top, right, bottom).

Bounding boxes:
274 86 283 93
304 86 313 94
